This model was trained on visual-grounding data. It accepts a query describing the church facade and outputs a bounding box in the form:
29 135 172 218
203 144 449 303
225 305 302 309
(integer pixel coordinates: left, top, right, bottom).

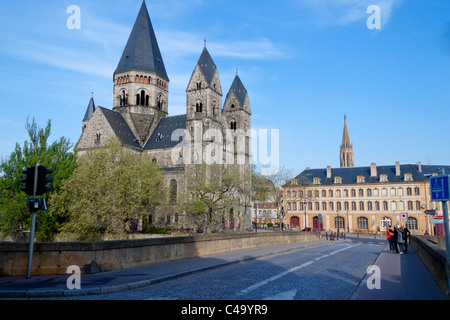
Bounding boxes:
75 2 252 231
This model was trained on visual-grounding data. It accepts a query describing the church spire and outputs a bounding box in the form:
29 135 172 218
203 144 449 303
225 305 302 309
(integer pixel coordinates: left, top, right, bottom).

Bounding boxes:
114 1 168 80
340 115 354 167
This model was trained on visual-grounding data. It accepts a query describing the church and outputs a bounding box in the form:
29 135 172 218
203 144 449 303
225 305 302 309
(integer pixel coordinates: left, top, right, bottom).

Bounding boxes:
75 1 253 231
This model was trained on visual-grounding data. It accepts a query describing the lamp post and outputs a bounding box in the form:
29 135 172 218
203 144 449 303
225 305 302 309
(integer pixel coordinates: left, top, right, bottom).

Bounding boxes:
304 200 307 231
336 209 340 240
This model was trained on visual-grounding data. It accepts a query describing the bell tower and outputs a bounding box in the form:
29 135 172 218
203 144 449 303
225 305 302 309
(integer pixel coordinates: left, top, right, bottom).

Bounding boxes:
112 1 169 145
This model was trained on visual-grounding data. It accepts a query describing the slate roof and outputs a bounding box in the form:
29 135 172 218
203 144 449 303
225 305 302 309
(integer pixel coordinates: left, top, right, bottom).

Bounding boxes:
287 164 450 186
83 97 96 122
226 75 248 108
114 1 168 80
197 47 217 85
100 107 142 150
143 114 186 150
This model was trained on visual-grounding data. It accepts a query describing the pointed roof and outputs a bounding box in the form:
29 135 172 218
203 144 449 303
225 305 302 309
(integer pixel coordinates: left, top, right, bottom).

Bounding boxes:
115 1 168 80
341 115 351 148
226 74 248 107
83 97 96 122
196 47 217 85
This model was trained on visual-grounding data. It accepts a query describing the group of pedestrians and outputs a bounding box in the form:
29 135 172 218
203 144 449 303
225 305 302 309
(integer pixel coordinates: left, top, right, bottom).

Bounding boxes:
386 225 411 254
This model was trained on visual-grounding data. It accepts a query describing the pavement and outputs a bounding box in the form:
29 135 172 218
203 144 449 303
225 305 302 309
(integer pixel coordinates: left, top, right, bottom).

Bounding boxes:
0 234 447 300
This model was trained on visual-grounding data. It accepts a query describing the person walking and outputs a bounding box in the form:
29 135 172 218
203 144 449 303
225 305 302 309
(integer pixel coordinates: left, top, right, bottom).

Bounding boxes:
386 226 393 252
402 225 411 253
391 226 400 254
398 226 405 254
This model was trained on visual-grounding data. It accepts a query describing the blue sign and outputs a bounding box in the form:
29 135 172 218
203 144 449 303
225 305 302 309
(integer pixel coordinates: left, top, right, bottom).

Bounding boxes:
430 175 450 201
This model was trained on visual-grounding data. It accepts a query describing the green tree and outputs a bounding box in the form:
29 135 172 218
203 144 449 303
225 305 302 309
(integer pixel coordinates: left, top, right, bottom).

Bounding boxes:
181 163 242 233
51 138 165 241
0 118 77 241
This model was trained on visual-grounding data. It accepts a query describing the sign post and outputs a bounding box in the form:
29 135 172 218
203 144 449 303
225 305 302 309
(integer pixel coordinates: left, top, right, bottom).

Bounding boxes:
430 175 450 292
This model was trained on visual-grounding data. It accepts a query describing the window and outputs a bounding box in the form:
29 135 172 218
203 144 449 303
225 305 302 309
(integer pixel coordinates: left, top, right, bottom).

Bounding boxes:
375 201 380 211
415 201 421 210
314 177 320 185
329 202 334 211
329 190 333 197
169 179 177 204
351 202 356 211
322 202 327 210
404 174 413 181
380 217 392 231
414 187 420 195
380 175 388 182
368 201 373 211
383 201 388 211
357 217 368 230
406 188 412 196
373 189 379 197
399 201 404 211
351 189 356 197
336 190 341 197
382 188 387 196
315 202 319 210
335 216 345 229
406 217 418 230
407 201 413 210
391 201 397 211
322 190 327 198
230 121 237 130
140 90 145 106
344 189 349 197
390 188 396 196
344 202 349 210
335 176 342 184
357 176 365 183
196 102 203 113
337 202 342 211
315 190 320 198
367 189 372 197
359 201 365 210
359 189 364 197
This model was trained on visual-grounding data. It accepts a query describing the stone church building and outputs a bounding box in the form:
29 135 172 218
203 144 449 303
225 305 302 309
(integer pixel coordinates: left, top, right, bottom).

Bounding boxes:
75 1 253 231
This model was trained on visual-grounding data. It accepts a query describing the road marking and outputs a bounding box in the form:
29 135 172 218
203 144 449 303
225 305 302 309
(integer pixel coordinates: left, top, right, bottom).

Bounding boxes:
238 244 360 296
263 289 297 300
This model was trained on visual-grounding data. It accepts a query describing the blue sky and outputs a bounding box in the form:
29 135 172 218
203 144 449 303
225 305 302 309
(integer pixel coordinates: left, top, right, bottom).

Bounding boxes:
0 0 449 176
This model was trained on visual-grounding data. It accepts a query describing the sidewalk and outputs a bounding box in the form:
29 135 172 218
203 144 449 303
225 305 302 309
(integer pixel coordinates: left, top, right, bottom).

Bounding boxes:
0 238 329 298
351 242 448 300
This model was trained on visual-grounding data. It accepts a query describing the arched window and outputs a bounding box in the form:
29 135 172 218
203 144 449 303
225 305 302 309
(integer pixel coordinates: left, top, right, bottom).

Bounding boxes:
136 93 140 105
169 179 177 204
141 90 145 106
146 95 149 106
335 216 345 229
357 217 368 230
196 102 203 113
230 121 237 130
406 217 418 230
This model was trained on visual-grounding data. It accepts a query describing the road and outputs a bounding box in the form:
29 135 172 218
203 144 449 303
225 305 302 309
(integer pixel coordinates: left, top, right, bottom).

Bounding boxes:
31 236 387 300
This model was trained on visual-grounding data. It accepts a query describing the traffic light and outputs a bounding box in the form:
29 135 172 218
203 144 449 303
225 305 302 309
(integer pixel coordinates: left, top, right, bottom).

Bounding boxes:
21 167 36 196
36 166 53 196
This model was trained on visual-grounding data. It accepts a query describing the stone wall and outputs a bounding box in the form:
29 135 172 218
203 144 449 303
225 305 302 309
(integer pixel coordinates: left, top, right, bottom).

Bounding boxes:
0 232 320 276
410 235 449 297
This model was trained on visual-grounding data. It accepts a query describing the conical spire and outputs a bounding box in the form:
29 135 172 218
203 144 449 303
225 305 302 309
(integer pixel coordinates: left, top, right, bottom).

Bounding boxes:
196 46 217 86
342 115 351 148
83 96 96 122
340 115 354 167
226 74 248 108
115 1 168 80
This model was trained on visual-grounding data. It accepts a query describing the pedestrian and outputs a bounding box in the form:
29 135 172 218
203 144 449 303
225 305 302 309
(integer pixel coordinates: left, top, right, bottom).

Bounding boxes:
386 226 393 252
391 226 399 254
402 225 411 253
398 226 404 254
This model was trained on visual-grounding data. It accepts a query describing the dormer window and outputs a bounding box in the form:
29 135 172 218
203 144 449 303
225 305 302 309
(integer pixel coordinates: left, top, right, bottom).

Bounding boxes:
380 175 388 182
404 173 413 181
357 176 365 183
334 176 342 184
313 177 321 185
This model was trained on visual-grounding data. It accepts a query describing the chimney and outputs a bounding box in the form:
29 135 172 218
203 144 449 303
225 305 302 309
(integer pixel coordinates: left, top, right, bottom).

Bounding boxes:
395 161 401 176
418 161 422 172
326 165 332 179
370 163 377 177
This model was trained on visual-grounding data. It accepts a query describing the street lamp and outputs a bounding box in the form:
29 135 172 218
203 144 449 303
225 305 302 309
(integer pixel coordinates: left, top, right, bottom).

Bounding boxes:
336 209 340 240
304 200 307 231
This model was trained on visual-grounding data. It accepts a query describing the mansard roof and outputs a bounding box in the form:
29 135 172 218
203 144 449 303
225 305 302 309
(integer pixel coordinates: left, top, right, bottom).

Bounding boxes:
196 47 217 85
100 107 142 150
115 1 168 80
143 114 186 150
226 75 248 108
83 97 96 122
287 164 450 186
